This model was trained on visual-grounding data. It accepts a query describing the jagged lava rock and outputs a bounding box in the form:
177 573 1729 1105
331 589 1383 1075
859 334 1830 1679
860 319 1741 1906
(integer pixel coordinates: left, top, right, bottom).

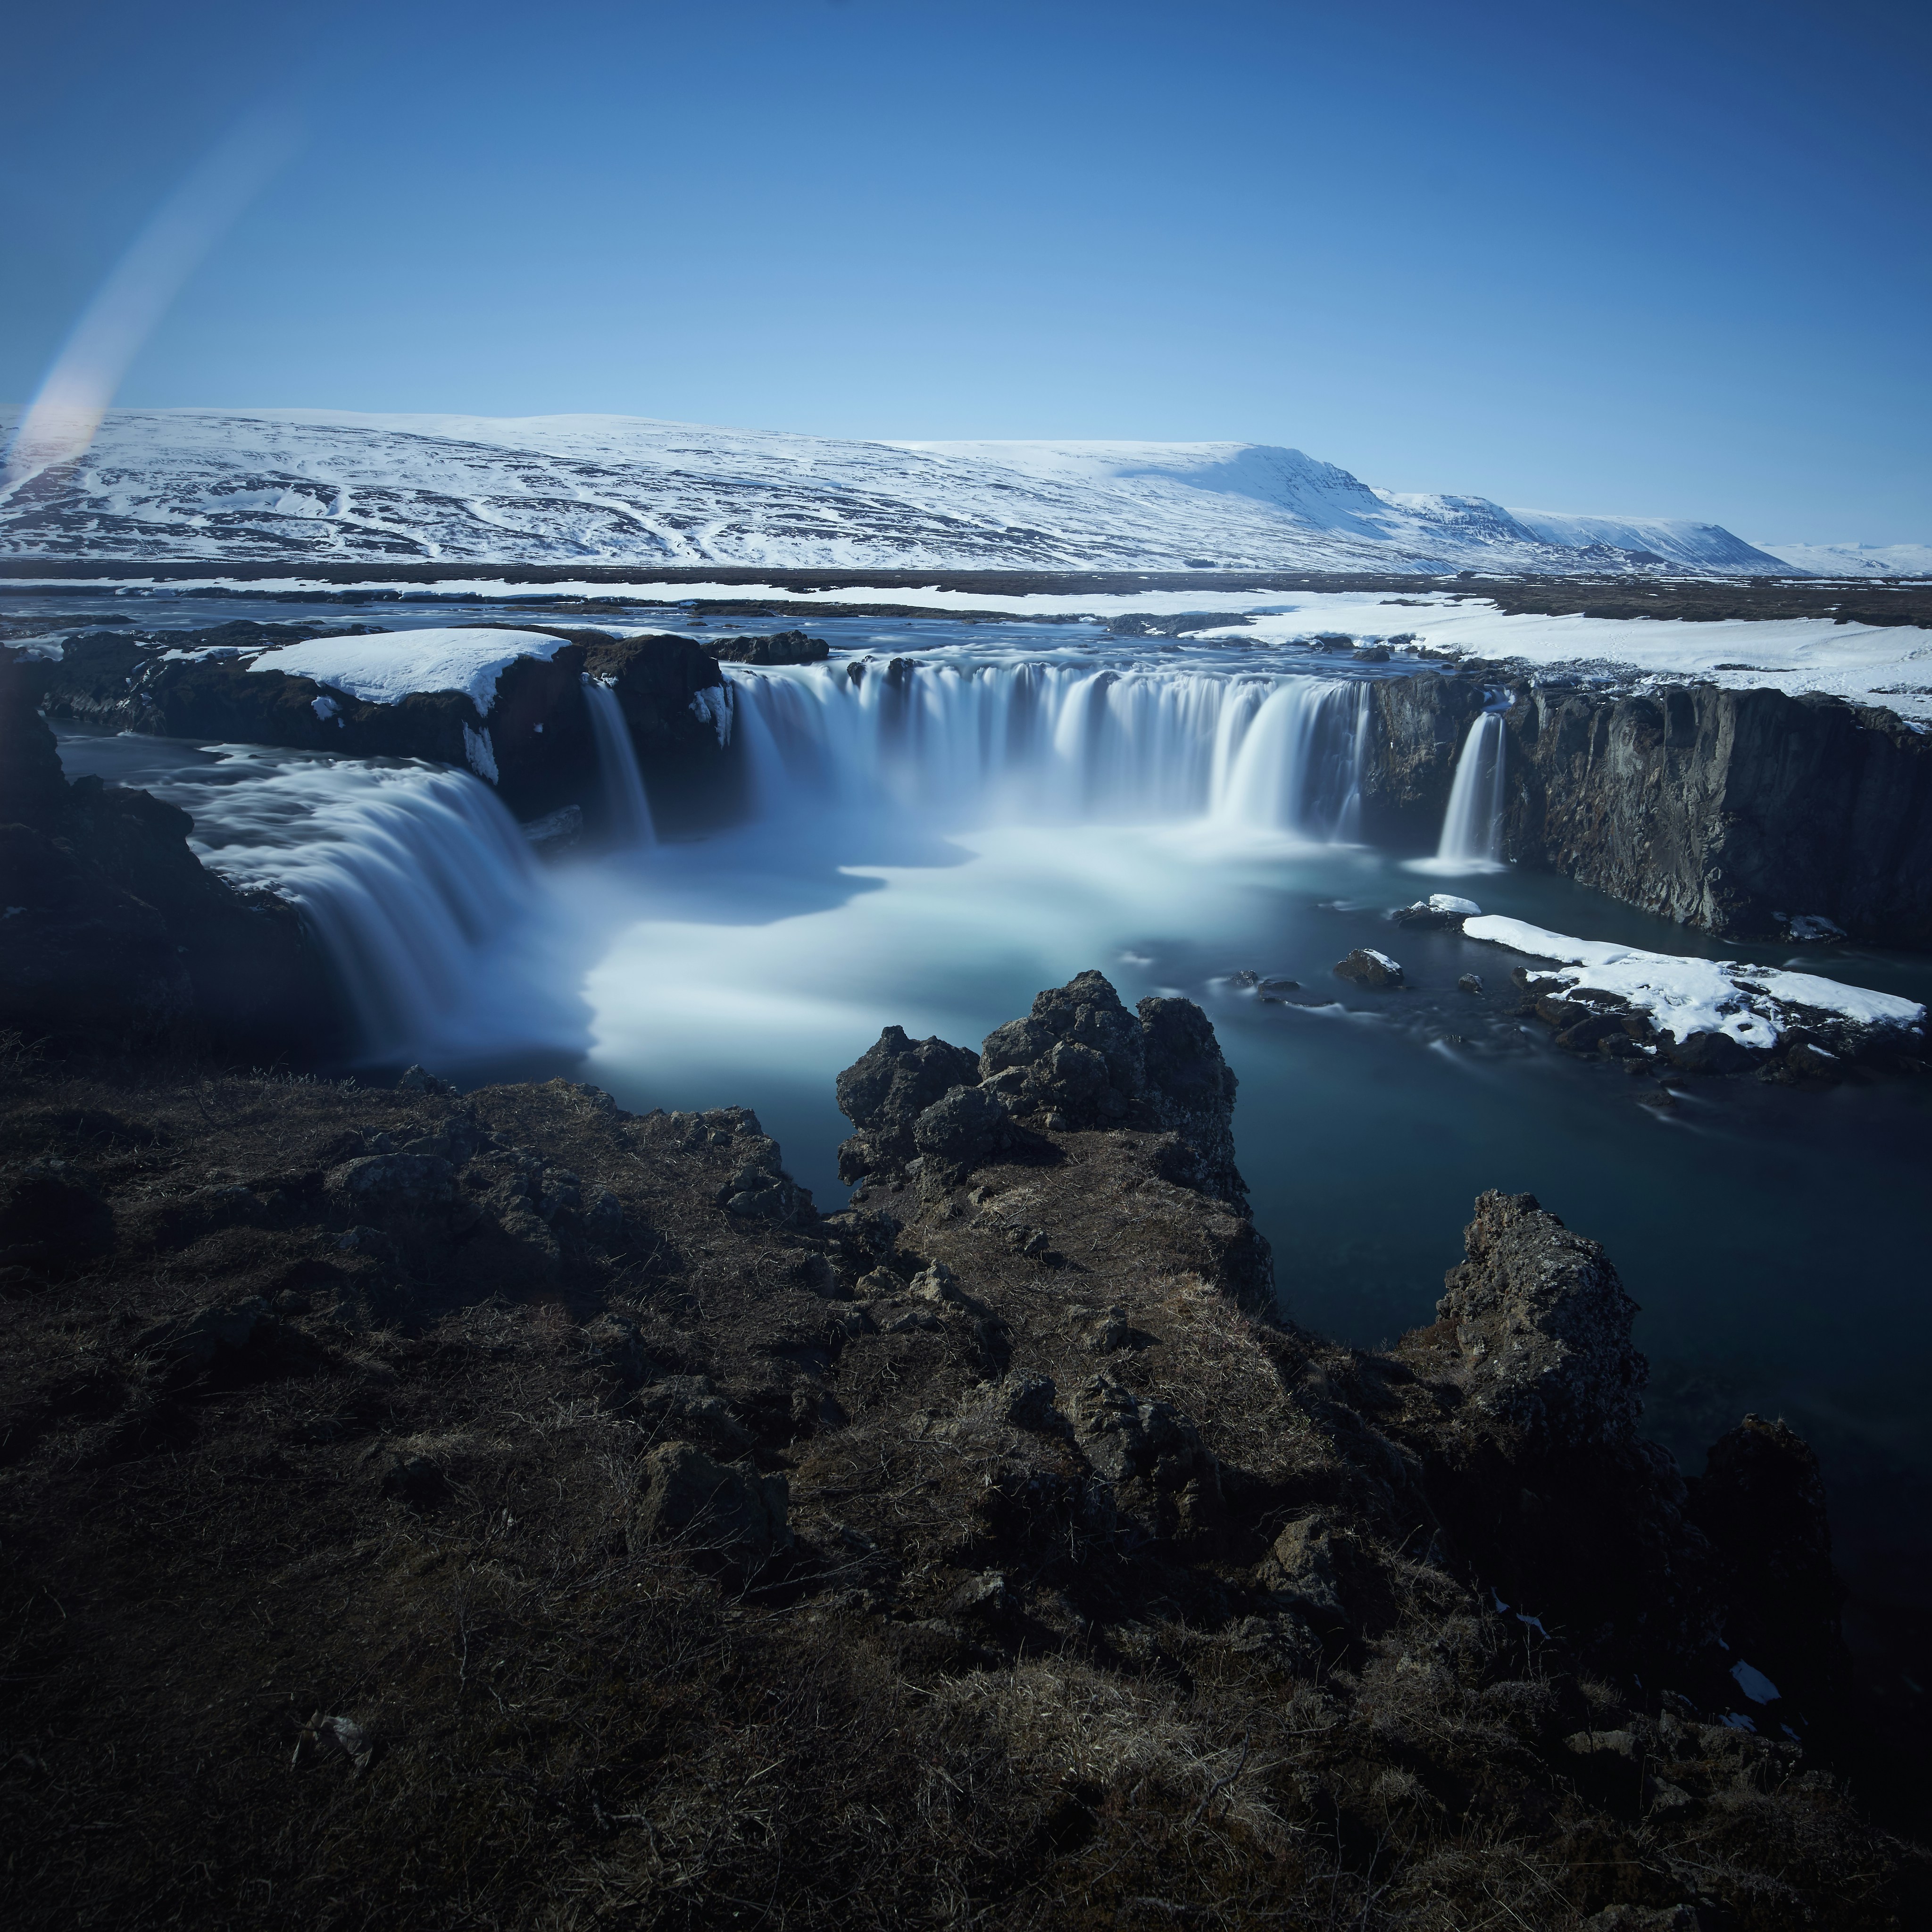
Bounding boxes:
835 1025 983 1182
1428 1189 1644 1449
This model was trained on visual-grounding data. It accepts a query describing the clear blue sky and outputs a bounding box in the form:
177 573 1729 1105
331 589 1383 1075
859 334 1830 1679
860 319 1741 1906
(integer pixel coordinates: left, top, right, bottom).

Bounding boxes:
5 0 1927 540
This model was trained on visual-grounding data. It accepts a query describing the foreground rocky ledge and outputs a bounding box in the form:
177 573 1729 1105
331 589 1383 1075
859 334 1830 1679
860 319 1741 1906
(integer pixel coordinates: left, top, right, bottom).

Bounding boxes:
1 975 1924 1928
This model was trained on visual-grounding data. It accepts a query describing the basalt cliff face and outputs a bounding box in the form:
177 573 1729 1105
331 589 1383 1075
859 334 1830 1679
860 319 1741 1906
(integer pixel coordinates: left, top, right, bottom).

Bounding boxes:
0 646 338 1061
1 931 1923 1922
1367 673 1932 945
31 623 732 826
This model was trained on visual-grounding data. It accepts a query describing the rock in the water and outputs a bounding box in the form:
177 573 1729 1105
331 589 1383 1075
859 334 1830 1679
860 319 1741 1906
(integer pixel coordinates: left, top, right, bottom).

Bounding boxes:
1333 948 1405 989
1391 894 1481 930
707 629 830 666
633 1441 791 1559
1457 974 1484 994
1432 1190 1645 1449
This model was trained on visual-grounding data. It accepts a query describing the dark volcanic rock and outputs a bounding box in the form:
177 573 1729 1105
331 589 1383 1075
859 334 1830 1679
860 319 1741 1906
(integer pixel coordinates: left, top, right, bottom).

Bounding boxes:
1360 671 1489 841
835 1025 983 1182
912 1084 1033 1174
970 970 1246 1202
1689 1413 1844 1715
1504 684 1932 945
633 1440 791 1560
578 632 734 827
1332 947 1404 989
707 628 830 665
1361 668 1932 945
0 646 340 1059
35 622 742 828
0 997 1912 1924
1428 1190 1645 1449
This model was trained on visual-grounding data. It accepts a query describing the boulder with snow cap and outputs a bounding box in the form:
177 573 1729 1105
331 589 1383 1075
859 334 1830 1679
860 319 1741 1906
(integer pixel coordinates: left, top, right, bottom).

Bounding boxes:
1333 948 1405 989
1391 894 1482 930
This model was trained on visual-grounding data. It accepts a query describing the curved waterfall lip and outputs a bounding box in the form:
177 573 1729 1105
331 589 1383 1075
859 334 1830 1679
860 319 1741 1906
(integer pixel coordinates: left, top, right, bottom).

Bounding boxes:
724 658 1376 844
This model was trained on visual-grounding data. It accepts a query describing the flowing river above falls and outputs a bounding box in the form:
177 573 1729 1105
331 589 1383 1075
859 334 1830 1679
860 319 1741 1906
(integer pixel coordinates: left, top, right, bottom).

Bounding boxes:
42 598 1932 1629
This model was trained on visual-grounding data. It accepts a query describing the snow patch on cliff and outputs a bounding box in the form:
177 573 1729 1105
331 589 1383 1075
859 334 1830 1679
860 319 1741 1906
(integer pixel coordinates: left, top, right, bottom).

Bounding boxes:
247 627 570 713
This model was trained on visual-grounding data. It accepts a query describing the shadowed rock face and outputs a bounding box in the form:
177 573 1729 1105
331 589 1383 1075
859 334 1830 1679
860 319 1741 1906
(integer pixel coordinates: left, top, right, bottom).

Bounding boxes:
1365 671 1932 944
834 1026 983 1182
1505 683 1932 945
33 622 736 826
1431 1190 1646 1451
0 647 339 1059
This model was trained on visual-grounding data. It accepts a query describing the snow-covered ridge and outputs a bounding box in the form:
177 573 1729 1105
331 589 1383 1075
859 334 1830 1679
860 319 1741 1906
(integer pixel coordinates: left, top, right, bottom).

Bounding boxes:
1463 914 1926 1049
0 408 1799 577
1745 539 1932 580
1504 509 1787 575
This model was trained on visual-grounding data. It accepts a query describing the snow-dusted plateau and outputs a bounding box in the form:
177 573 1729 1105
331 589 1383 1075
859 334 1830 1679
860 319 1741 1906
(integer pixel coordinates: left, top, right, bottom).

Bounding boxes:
0 406 1839 576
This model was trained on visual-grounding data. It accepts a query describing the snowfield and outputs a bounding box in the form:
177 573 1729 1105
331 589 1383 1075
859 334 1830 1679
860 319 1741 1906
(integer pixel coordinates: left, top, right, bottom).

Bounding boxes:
0 407 1806 577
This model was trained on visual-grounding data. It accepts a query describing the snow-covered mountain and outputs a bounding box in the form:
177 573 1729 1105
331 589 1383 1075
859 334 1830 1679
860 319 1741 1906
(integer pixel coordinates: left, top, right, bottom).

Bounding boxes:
0 408 1802 576
1744 539 1932 579
1503 508 1791 575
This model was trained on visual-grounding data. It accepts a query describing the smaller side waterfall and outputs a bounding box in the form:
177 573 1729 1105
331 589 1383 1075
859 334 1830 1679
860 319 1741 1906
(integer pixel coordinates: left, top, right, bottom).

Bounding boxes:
584 679 656 847
1432 711 1508 869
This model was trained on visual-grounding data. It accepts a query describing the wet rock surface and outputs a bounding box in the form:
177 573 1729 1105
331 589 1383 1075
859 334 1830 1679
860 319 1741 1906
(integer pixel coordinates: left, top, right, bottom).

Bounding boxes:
0 976 1923 1925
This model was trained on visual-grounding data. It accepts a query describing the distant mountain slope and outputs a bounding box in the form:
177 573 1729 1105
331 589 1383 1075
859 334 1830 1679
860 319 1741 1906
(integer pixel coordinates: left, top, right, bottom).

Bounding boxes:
1505 508 1793 575
1747 539 1932 579
0 408 1800 575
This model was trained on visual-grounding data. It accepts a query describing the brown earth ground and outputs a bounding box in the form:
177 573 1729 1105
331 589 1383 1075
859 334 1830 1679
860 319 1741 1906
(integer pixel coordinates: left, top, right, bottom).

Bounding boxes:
2 1020 1926 1931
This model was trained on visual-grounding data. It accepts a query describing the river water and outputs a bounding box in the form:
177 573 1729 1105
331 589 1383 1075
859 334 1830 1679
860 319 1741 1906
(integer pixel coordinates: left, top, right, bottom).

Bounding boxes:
34 592 1932 1633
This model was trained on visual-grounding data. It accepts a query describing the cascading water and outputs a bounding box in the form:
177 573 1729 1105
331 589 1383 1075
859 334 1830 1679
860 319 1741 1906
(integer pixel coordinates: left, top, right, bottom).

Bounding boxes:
1429 710 1508 872
584 679 656 846
117 744 587 1065
725 661 1373 838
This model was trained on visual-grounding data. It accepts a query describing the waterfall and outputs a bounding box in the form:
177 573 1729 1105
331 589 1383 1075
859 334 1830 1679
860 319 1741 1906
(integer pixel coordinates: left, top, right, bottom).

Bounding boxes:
584 679 655 847
725 661 1373 839
1432 711 1508 870
165 749 584 1065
